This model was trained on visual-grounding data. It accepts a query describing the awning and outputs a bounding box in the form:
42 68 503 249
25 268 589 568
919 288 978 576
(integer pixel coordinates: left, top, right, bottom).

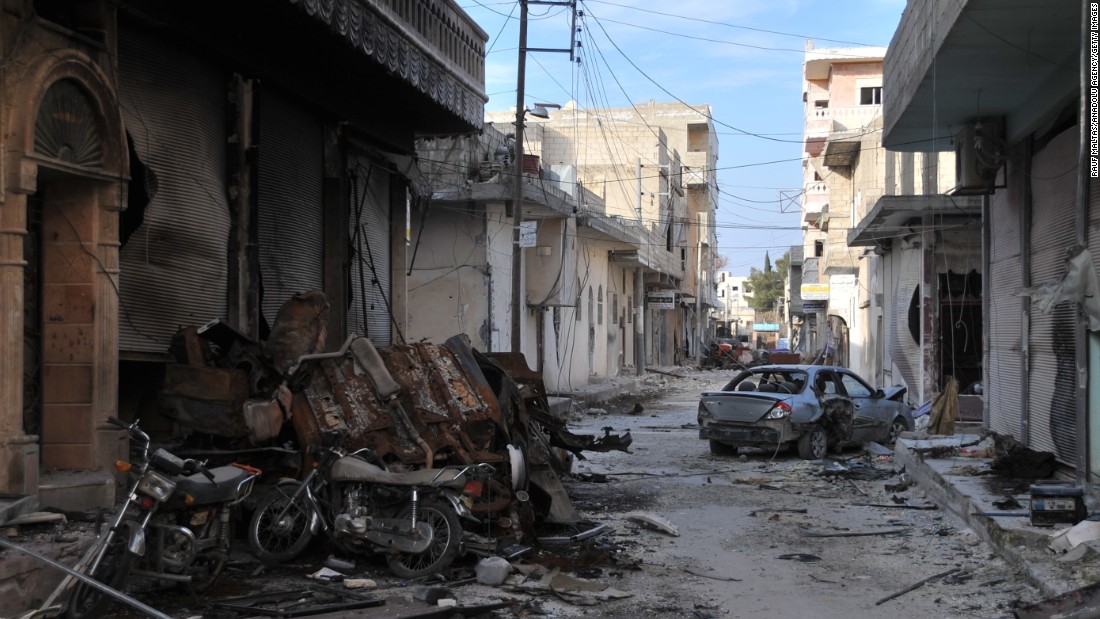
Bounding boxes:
848 194 982 248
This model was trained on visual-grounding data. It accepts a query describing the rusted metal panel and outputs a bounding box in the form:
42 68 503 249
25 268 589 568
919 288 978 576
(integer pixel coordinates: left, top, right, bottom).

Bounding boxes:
293 339 508 468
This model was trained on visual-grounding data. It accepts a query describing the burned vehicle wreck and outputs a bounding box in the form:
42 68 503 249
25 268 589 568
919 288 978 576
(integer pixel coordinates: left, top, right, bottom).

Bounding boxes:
698 365 912 460
155 291 631 574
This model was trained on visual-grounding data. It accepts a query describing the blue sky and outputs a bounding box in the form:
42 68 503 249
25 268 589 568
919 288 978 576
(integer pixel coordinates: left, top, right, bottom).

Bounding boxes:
458 0 906 274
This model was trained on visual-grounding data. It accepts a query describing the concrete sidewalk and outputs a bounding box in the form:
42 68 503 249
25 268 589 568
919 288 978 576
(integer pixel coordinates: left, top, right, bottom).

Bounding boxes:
895 434 1100 600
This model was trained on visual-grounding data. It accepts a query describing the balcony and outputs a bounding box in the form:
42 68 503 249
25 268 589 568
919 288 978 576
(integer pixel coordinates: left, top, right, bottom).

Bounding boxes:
805 105 881 139
802 181 827 224
293 0 488 129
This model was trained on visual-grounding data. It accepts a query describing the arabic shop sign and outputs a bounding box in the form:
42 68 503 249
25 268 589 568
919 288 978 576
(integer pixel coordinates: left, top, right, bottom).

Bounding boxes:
800 283 829 300
647 292 676 310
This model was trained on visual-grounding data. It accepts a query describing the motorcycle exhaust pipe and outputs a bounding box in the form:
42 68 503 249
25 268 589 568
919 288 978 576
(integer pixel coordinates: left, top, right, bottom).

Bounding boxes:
351 337 435 468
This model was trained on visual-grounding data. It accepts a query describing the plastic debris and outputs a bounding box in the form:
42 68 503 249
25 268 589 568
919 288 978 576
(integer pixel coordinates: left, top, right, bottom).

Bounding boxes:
475 557 511 586
623 512 680 536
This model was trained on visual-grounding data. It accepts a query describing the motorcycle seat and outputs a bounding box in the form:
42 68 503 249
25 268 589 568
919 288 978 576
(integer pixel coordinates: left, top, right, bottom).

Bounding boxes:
331 457 467 489
175 465 255 505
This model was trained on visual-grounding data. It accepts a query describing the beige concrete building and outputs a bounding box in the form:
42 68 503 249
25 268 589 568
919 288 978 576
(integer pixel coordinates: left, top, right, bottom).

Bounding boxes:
486 101 719 379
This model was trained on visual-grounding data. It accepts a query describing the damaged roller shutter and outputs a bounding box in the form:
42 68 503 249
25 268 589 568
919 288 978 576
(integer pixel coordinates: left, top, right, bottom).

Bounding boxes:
347 155 392 346
1027 129 1077 464
258 92 324 330
117 27 230 354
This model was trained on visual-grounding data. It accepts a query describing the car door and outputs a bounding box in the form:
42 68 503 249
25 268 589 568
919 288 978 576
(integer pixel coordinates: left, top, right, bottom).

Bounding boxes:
812 370 853 443
838 370 889 442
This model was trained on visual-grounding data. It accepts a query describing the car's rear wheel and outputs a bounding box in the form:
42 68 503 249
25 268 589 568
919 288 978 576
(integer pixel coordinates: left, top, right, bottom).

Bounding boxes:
797 425 827 460
709 440 736 456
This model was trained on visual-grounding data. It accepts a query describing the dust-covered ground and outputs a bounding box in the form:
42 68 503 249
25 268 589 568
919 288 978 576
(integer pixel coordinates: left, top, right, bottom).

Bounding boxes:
4 369 1045 618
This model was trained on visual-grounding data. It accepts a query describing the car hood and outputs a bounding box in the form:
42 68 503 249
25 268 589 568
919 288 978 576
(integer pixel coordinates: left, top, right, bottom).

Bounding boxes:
700 392 790 423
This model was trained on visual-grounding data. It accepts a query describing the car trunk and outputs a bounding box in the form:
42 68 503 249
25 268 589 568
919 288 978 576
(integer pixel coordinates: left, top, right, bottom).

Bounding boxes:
700 392 789 423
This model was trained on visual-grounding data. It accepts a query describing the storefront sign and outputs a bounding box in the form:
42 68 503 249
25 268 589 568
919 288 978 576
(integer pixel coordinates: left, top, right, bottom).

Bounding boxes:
647 292 676 310
801 283 829 300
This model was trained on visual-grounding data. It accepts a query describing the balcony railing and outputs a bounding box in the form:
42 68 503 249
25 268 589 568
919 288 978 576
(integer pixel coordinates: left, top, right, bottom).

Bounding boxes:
805 104 881 137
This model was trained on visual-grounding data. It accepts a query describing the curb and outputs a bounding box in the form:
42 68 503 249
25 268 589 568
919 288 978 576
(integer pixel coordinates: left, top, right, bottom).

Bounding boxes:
895 435 1091 597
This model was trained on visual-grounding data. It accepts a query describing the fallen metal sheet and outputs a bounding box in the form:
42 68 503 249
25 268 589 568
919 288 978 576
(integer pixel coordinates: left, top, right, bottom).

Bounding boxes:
212 586 383 617
536 523 612 545
280 596 510 619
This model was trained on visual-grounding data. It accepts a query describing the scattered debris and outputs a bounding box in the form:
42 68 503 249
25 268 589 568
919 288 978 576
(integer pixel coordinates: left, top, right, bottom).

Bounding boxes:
884 472 913 492
992 497 1024 510
749 508 808 517
778 553 821 562
865 442 894 457
1050 520 1100 554
212 585 384 617
623 512 680 536
874 567 960 606
990 439 1058 479
474 557 511 586
798 526 909 538
684 566 741 581
1012 581 1100 619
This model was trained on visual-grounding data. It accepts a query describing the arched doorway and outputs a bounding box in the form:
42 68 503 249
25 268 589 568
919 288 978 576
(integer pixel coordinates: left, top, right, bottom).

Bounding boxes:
2 50 128 501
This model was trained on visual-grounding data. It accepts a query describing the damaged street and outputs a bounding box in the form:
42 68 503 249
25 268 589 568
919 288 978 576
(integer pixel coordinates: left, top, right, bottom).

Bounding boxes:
3 369 1048 619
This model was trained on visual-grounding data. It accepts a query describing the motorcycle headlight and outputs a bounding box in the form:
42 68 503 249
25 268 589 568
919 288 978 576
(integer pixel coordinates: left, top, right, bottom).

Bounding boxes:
137 470 177 503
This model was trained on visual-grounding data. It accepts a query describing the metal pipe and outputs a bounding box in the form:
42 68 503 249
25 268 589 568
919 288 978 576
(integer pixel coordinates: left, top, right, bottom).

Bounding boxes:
0 536 173 619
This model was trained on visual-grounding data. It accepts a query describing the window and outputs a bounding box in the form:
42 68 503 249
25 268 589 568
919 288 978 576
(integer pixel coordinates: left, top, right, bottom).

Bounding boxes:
814 100 829 109
575 278 582 322
860 86 882 105
612 294 618 324
597 286 604 325
815 240 824 257
587 287 594 324
840 373 872 398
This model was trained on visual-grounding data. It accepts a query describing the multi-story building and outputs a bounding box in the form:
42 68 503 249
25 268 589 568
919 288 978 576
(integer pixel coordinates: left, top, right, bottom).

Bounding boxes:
485 101 720 378
715 272 755 340
797 40 973 407
798 42 887 376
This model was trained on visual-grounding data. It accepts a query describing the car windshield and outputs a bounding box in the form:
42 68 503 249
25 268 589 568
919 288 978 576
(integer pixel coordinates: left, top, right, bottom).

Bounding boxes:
724 369 808 394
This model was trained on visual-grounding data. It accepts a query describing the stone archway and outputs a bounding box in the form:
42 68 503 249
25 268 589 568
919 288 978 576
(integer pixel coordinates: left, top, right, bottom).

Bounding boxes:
1 48 128 503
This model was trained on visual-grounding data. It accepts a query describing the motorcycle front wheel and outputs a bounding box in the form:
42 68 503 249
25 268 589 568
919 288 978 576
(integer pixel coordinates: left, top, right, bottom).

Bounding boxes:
386 498 462 579
65 521 138 619
248 482 315 564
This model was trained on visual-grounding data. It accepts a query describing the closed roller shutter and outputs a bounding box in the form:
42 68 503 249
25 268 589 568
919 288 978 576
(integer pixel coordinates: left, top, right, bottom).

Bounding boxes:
889 247 920 393
1027 129 1078 463
986 145 1025 440
347 155 392 345
258 93 324 328
117 27 229 353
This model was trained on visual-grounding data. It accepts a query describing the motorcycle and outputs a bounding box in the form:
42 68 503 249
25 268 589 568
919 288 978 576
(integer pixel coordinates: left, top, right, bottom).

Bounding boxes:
63 417 260 619
247 432 496 579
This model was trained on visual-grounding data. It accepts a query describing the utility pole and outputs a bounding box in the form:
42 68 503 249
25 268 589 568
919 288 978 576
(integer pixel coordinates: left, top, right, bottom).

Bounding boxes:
509 0 530 355
510 0 576 356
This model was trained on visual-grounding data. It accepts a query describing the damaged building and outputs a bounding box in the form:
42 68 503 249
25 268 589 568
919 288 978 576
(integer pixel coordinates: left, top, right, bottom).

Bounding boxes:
0 0 488 512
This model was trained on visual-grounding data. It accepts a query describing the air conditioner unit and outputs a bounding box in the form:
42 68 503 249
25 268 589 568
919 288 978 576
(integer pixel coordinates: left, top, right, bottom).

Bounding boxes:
954 120 1004 195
